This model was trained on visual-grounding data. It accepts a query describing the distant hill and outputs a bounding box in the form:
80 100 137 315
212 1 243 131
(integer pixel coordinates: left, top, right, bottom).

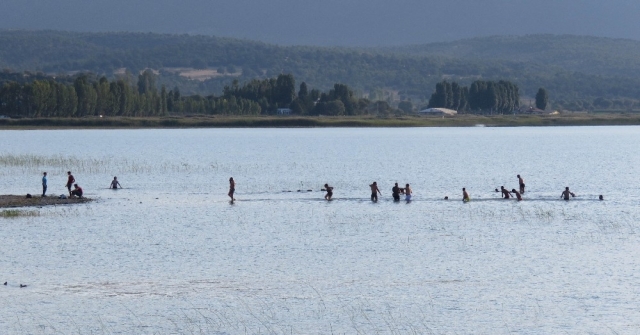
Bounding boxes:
387 35 640 79
2 30 640 109
3 0 640 46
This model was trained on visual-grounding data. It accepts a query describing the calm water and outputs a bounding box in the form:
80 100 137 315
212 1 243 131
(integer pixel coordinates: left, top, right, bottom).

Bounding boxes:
1 127 639 334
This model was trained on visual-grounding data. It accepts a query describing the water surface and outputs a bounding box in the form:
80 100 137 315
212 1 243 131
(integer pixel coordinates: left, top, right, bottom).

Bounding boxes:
1 127 639 334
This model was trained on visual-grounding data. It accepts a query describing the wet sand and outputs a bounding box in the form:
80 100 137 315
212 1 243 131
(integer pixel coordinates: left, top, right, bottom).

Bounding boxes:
0 195 91 208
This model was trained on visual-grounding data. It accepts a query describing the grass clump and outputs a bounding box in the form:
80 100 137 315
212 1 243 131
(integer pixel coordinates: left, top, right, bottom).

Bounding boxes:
0 209 40 218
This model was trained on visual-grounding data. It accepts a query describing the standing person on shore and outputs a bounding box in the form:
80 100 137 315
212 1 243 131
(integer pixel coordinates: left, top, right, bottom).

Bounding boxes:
65 171 75 196
500 186 512 199
517 175 525 194
404 183 412 202
561 187 576 200
228 177 235 202
462 188 470 202
42 172 47 197
324 183 333 201
109 177 122 189
392 183 401 202
369 182 381 202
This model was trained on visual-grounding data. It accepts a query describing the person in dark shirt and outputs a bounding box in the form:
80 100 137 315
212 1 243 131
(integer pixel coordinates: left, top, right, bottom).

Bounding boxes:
228 177 235 202
392 183 401 202
70 184 83 198
462 188 470 202
324 183 333 200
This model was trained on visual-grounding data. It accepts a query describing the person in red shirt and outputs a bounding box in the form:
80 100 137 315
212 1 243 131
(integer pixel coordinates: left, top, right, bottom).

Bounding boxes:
70 184 83 198
66 171 75 196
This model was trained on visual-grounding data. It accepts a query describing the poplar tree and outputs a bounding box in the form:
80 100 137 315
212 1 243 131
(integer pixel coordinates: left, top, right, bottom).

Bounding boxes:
536 88 549 110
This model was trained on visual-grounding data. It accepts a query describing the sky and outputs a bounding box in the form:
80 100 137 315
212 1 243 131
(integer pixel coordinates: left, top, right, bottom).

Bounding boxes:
2 0 640 46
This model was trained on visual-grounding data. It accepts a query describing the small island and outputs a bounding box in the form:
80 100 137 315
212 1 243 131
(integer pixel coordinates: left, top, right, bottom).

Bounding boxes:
0 195 91 209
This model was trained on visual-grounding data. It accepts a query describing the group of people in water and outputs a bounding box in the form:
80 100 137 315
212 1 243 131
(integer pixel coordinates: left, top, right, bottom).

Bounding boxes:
39 171 122 198
38 172 593 202
227 174 598 202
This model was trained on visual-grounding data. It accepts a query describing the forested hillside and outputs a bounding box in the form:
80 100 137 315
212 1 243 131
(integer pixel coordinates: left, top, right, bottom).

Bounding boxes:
2 31 640 110
389 35 640 78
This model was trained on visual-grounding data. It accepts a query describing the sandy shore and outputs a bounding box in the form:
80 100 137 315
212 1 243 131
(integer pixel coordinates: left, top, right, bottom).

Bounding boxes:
0 195 91 208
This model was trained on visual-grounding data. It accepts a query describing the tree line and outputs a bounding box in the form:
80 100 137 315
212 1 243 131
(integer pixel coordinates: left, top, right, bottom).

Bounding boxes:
0 71 386 117
427 80 520 113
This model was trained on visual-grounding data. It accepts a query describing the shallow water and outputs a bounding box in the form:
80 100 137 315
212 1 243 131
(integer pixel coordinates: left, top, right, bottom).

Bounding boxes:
1 127 639 334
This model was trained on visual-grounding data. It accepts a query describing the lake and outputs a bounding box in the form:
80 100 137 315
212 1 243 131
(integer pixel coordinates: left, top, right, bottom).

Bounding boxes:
1 127 639 334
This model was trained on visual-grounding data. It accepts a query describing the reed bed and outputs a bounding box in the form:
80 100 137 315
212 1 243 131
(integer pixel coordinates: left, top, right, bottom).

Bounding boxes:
0 153 240 175
0 209 40 218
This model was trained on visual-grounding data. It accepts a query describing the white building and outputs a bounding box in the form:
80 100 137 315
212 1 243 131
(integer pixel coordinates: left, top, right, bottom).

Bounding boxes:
277 108 292 115
418 108 458 116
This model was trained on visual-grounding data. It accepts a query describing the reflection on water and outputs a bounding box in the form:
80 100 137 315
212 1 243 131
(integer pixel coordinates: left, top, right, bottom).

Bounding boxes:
0 127 639 334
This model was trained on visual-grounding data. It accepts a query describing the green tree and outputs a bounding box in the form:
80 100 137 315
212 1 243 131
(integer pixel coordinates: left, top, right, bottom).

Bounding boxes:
274 74 295 107
428 81 448 108
298 82 308 100
536 88 549 110
137 70 157 95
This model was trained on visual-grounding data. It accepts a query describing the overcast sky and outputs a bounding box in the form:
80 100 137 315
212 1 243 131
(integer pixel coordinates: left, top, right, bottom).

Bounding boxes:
3 0 640 46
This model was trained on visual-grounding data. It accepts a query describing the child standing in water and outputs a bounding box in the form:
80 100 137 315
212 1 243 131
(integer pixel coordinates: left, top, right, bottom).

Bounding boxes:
228 177 235 202
404 183 412 202
462 188 470 202
324 183 333 201
369 182 381 202
110 177 122 189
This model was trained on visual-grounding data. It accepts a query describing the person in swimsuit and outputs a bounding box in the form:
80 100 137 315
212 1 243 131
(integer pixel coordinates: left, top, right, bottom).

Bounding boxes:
324 183 333 200
392 183 401 202
228 177 235 201
462 188 470 202
561 187 575 200
404 183 412 202
370 182 381 202
42 172 47 197
500 186 512 199
511 189 523 201
517 175 525 194
109 176 122 189
65 171 75 196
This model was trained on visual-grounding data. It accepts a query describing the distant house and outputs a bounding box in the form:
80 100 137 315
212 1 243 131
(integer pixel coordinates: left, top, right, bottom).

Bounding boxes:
523 107 546 114
418 108 458 116
277 108 292 115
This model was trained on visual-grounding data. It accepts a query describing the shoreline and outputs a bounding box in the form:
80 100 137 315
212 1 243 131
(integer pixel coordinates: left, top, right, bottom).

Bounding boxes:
0 113 640 129
0 195 92 209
